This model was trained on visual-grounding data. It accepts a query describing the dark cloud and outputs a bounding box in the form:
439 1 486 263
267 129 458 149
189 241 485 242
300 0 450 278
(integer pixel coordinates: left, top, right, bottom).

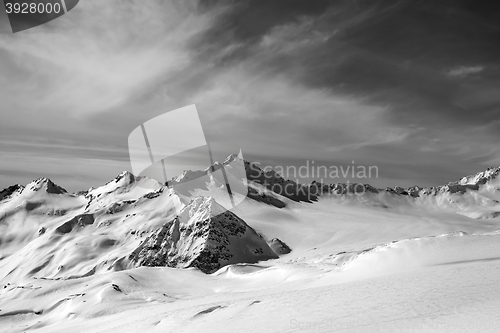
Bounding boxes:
197 0 331 44
1 0 500 191
194 0 500 125
189 0 500 178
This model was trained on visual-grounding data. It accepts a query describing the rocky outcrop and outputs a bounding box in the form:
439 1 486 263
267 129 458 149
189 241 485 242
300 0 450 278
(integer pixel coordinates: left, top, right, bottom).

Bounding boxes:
55 214 95 234
269 238 292 255
247 186 286 208
129 196 278 273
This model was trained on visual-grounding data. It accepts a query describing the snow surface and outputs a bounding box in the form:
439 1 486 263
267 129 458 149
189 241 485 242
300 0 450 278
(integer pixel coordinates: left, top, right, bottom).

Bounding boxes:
1 162 500 332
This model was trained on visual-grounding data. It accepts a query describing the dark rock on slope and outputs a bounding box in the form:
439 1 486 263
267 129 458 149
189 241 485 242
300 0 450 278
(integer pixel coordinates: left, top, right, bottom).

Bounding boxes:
129 196 278 274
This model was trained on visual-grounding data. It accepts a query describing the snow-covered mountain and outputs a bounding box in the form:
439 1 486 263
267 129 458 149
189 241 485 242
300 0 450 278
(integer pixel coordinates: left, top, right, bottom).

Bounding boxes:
1 158 500 332
308 166 500 219
129 196 277 273
1 158 499 278
0 156 289 282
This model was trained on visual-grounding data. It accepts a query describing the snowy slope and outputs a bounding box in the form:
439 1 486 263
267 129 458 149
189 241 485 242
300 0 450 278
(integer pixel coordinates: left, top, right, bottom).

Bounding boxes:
1 161 500 332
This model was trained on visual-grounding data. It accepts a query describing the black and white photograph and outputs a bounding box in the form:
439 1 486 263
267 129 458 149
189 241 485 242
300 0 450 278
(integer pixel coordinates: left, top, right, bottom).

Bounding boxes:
1 1 500 332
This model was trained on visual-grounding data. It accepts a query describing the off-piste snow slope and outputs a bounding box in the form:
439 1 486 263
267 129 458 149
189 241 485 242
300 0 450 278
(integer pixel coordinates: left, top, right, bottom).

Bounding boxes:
1 156 500 332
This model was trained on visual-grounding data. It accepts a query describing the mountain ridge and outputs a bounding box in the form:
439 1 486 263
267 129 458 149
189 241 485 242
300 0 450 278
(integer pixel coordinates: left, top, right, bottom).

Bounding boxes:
1 158 498 200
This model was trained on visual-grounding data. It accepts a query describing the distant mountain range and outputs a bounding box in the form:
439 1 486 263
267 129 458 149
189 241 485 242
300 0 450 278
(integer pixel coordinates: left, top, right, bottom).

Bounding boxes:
0 155 499 280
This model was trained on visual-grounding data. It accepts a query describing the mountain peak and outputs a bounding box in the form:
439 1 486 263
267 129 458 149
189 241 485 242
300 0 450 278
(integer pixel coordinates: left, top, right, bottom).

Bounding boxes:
129 195 278 273
173 169 208 183
456 167 500 186
100 171 136 188
223 151 243 165
0 184 24 201
177 196 227 225
115 171 135 183
24 177 67 194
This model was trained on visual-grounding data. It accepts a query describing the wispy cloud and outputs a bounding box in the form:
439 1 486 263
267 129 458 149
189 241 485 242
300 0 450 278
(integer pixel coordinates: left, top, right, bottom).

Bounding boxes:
1 0 500 191
447 65 485 77
0 0 211 117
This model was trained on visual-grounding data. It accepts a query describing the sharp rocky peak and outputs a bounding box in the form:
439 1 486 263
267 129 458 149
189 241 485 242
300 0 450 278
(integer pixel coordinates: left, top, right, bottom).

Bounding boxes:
128 195 278 273
113 171 136 184
24 177 67 194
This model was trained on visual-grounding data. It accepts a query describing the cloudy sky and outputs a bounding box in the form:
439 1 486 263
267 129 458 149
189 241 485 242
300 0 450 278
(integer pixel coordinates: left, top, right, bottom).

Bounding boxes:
1 0 500 191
